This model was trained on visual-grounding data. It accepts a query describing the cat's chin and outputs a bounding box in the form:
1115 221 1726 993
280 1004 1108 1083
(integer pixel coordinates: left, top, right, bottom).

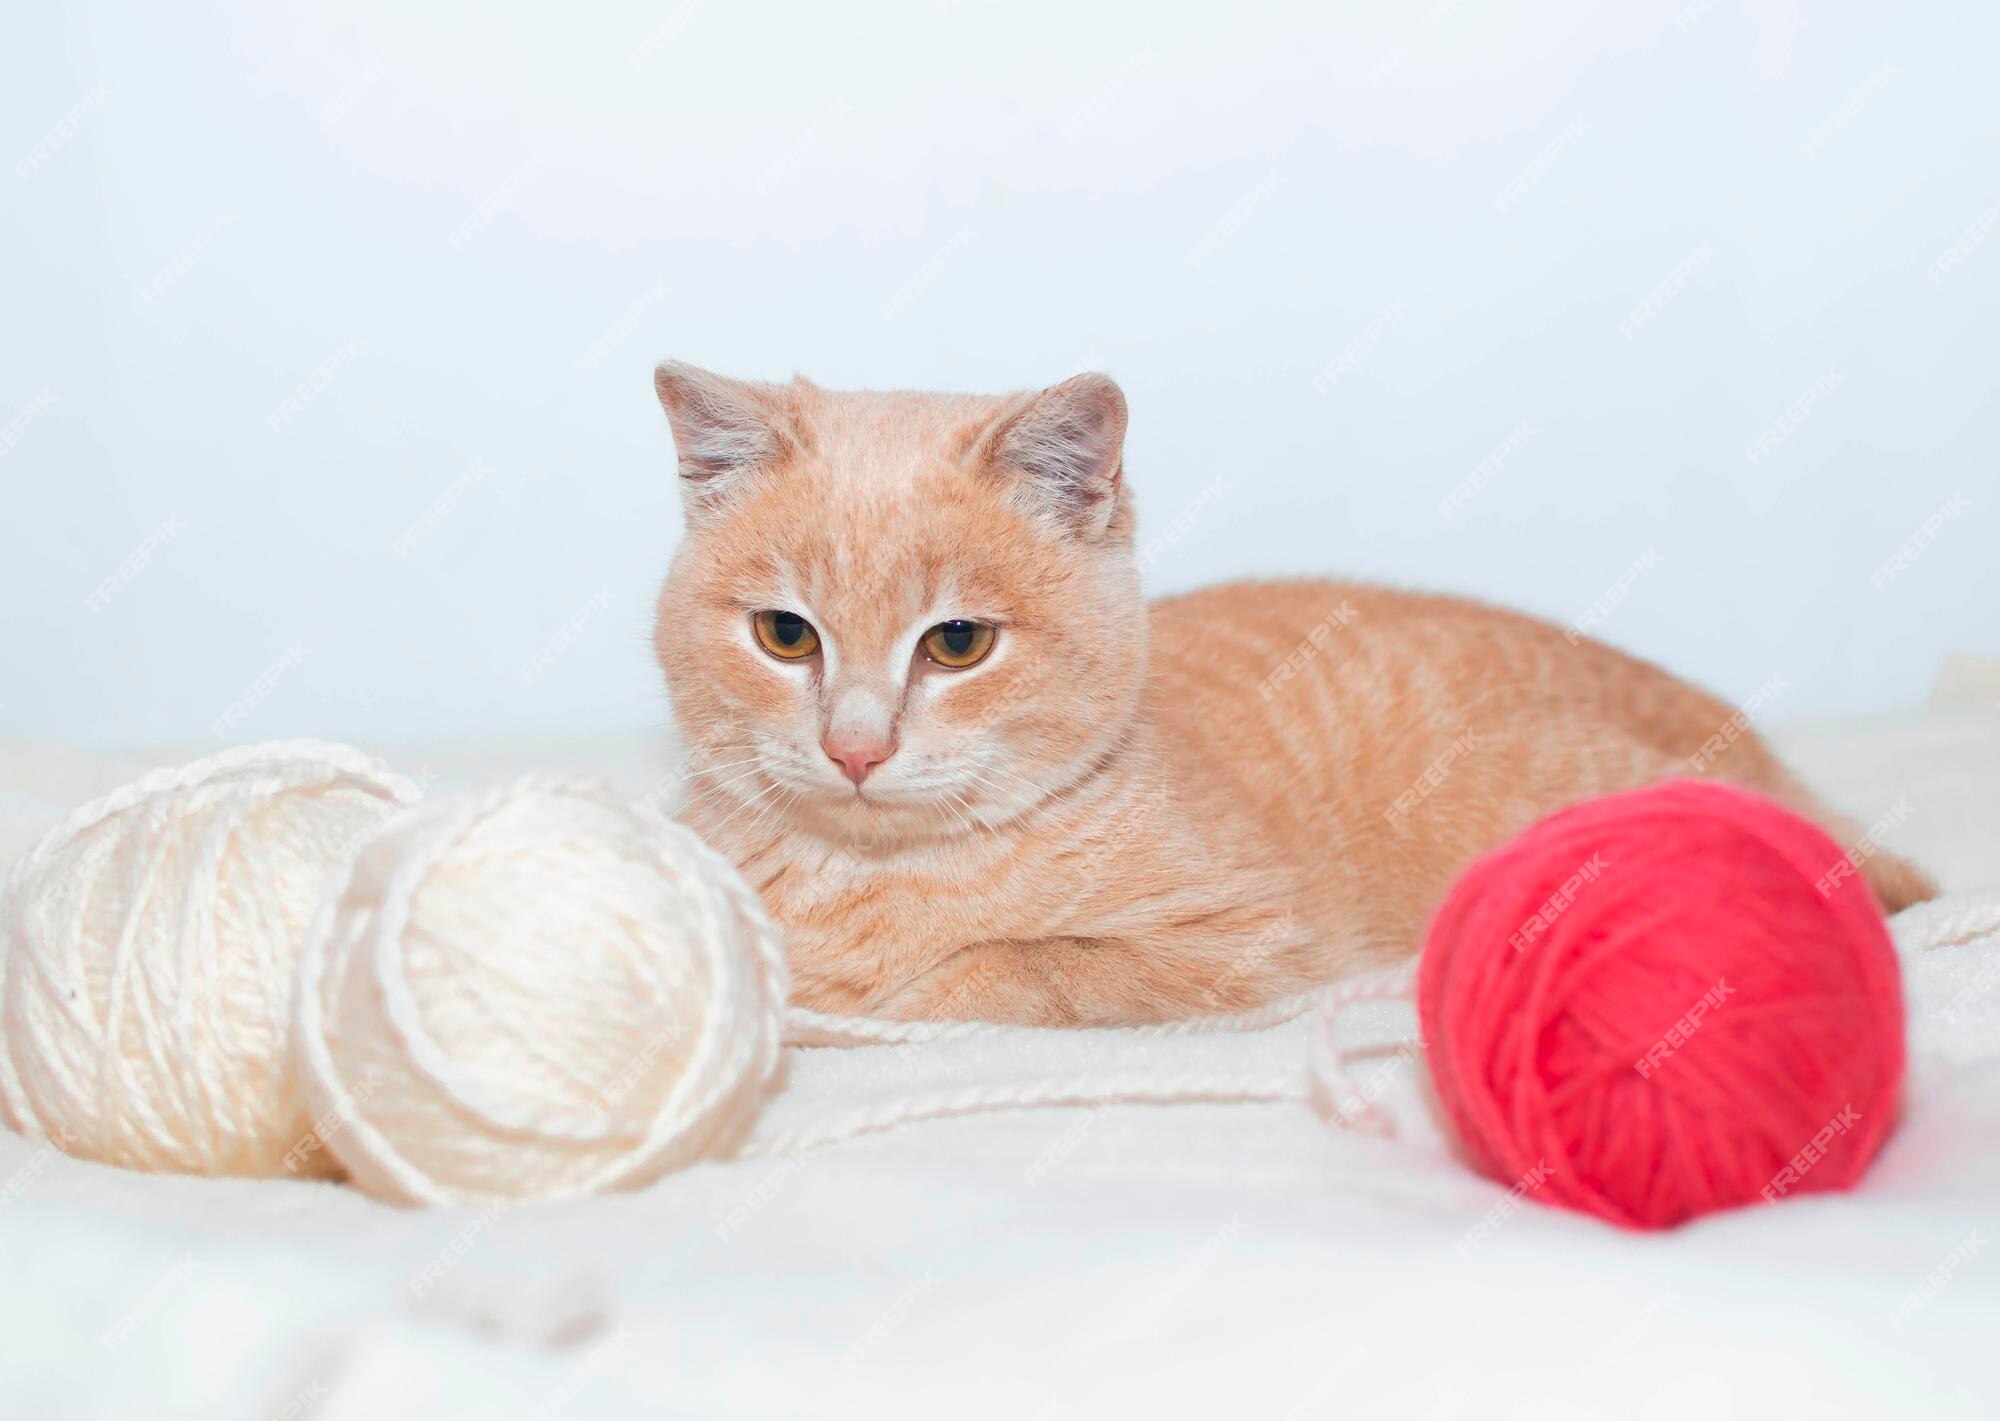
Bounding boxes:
775 783 997 854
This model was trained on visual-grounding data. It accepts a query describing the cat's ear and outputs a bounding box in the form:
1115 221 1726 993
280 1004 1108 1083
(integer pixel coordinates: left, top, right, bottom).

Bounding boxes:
985 373 1129 534
653 361 788 514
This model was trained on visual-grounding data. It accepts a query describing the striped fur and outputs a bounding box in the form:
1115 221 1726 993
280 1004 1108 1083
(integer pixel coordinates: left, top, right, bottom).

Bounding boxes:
652 367 1937 1025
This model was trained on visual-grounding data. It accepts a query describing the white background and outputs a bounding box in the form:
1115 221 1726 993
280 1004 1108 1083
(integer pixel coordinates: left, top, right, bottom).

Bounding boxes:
4 0 1995 748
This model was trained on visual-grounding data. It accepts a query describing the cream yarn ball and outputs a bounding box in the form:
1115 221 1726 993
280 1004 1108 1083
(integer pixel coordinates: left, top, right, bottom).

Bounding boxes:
0 741 421 1177
294 777 788 1206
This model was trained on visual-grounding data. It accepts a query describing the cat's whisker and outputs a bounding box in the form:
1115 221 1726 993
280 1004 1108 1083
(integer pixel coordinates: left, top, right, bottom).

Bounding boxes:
688 773 767 803
706 776 791 836
678 755 767 777
964 763 1065 812
931 789 981 840
957 768 1039 818
685 761 777 801
737 788 793 841
953 791 1006 841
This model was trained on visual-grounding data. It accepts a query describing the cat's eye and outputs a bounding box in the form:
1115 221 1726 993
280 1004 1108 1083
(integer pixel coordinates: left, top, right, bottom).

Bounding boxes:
752 610 820 661
920 619 996 669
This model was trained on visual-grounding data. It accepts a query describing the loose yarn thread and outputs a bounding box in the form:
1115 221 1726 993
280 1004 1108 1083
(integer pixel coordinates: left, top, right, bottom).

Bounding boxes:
0 751 1969 1221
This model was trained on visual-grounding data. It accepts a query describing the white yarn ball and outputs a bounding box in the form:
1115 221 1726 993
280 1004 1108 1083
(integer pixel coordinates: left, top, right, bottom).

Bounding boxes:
0 741 422 1177
294 778 788 1206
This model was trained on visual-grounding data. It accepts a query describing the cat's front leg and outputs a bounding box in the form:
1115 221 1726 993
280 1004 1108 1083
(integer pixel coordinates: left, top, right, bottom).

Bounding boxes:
872 912 1320 1026
869 936 1102 1025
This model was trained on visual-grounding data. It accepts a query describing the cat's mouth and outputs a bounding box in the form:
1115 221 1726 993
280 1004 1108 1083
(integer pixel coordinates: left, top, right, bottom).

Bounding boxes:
686 753 1010 849
831 779 923 811
788 775 1002 847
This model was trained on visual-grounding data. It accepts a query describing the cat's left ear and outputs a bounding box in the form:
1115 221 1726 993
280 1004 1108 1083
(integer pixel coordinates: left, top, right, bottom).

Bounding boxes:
653 360 789 517
985 373 1128 535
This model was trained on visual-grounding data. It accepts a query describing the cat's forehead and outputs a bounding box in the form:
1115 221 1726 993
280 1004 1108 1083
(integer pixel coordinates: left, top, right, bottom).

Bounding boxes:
743 468 1043 625
668 375 1126 642
795 386 1000 491
693 411 1063 635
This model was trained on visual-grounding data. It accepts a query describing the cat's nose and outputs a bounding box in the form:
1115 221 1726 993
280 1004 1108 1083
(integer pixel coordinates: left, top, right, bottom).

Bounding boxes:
822 731 895 785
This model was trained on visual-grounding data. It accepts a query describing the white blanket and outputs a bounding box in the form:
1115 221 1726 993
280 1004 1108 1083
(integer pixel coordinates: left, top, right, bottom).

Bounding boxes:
2 715 1997 1420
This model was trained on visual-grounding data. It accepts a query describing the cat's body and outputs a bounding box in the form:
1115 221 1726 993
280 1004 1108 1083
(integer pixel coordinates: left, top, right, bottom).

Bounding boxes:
651 365 1936 1025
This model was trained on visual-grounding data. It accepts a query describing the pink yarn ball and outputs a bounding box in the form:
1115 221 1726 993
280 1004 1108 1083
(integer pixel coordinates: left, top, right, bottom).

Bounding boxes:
1419 779 1906 1229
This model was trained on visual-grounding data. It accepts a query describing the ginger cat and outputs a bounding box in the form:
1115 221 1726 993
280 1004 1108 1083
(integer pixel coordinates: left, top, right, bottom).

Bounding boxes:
650 364 1937 1026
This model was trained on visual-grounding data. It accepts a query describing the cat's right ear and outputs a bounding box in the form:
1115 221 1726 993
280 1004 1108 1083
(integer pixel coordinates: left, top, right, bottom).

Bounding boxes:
653 361 786 515
983 373 1129 537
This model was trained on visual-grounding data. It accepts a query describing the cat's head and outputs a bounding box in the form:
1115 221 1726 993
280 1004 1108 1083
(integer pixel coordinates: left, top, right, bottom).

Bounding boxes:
652 362 1145 849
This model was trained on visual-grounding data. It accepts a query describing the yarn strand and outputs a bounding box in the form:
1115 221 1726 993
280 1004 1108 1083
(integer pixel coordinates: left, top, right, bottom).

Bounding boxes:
6 749 1986 1219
